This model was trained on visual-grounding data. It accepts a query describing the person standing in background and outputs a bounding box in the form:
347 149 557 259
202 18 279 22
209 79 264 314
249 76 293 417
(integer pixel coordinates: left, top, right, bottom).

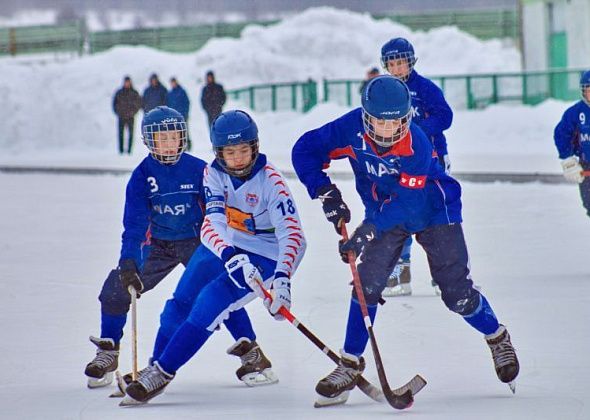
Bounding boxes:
143 73 167 114
167 77 192 151
358 67 380 95
201 70 226 128
113 76 142 155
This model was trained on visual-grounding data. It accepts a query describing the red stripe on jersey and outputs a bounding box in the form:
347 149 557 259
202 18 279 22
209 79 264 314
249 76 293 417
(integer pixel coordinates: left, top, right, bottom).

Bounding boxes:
282 260 293 269
286 225 301 231
279 190 290 197
285 253 296 262
362 132 414 157
274 180 286 187
286 217 298 224
328 145 357 161
286 245 299 253
288 237 302 246
399 172 427 189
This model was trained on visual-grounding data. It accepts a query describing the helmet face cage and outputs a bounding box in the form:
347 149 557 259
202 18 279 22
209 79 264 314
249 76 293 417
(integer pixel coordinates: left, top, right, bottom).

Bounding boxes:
362 108 412 148
381 51 416 82
142 121 187 165
214 139 259 177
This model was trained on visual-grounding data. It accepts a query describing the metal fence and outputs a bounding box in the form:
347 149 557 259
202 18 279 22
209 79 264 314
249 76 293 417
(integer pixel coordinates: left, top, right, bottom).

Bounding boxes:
0 9 519 57
323 68 584 111
227 80 318 113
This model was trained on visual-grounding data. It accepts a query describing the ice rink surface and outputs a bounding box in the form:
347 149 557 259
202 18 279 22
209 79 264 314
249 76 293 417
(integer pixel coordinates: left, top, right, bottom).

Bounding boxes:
1 173 588 419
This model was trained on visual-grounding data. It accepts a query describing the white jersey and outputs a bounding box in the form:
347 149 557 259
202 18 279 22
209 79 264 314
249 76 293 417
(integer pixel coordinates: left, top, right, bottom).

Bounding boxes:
201 157 306 278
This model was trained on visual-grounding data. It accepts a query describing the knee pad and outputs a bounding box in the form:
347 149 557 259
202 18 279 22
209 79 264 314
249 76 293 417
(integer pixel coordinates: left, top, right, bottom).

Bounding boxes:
98 269 131 315
442 287 480 315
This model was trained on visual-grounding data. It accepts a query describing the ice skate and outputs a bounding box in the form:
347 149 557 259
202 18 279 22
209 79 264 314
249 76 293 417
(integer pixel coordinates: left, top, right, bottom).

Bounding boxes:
121 361 174 406
227 338 278 386
314 351 365 407
486 325 519 393
84 336 119 388
383 259 411 297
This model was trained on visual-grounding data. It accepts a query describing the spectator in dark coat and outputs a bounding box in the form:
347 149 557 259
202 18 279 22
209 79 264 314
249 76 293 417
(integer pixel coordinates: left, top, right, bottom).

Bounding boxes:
113 76 142 154
200 70 226 127
167 77 192 150
142 73 167 113
359 67 380 95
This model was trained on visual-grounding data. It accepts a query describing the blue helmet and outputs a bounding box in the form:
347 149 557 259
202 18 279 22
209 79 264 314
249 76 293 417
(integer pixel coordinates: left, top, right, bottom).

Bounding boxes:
141 106 187 165
581 70 590 105
380 37 416 82
210 110 259 177
361 75 412 147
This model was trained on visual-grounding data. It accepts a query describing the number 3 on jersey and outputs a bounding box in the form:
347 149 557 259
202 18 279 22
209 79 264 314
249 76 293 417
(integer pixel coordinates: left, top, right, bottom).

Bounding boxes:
277 199 296 216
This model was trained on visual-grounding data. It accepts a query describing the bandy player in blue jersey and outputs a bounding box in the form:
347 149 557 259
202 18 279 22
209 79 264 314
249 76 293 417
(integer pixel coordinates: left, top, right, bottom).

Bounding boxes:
292 75 519 406
380 37 454 297
122 110 306 405
554 70 590 216
84 107 273 390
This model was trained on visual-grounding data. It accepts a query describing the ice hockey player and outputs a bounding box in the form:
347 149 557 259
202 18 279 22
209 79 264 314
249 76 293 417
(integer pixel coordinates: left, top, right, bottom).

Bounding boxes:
84 106 273 389
380 37 454 297
554 69 590 216
291 75 519 406
122 109 306 405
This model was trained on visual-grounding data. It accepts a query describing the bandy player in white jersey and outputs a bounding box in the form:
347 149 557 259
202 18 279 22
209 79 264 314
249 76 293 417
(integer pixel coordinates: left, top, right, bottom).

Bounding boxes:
122 110 307 405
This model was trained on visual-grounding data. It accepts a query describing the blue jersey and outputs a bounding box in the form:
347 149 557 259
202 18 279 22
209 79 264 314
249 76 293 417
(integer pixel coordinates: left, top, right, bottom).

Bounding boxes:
554 100 590 162
406 70 453 157
292 107 462 233
120 153 207 266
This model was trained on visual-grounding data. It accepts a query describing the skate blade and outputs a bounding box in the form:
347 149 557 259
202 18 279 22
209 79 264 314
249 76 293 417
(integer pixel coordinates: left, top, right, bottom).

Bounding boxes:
109 371 127 397
508 381 516 394
119 395 146 407
382 287 412 297
241 368 279 387
314 390 350 408
87 371 114 389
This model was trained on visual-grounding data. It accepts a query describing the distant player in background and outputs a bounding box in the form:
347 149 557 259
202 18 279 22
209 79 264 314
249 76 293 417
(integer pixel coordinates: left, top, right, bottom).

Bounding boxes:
122 110 306 405
380 37 454 297
112 76 142 155
292 76 519 406
554 70 590 217
84 107 271 390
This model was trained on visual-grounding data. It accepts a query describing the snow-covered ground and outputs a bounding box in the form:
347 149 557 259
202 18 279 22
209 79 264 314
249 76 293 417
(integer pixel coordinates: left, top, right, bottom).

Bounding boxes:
1 173 589 419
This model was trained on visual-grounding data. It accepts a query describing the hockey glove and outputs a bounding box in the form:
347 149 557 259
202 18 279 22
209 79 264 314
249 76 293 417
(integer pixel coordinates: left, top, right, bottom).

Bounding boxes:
224 253 263 296
561 156 584 183
263 272 291 321
317 184 351 235
339 222 377 263
441 154 452 175
118 259 143 297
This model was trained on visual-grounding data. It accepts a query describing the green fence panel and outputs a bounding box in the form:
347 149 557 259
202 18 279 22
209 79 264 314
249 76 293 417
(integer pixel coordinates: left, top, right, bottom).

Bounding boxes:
0 21 84 56
227 80 318 113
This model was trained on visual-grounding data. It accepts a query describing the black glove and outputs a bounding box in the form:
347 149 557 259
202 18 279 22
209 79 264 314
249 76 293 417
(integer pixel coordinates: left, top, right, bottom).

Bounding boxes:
118 259 143 297
317 184 351 235
339 223 377 263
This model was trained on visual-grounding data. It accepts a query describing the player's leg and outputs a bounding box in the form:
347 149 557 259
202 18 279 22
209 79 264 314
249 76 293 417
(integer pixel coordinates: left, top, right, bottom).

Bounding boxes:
126 254 276 403
316 228 407 404
578 170 590 217
384 236 413 297
415 223 519 385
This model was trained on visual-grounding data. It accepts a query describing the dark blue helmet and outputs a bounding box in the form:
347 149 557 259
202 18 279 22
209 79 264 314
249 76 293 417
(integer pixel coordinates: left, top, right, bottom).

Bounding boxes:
361 75 412 147
581 70 590 104
141 106 187 165
210 110 259 177
380 37 416 81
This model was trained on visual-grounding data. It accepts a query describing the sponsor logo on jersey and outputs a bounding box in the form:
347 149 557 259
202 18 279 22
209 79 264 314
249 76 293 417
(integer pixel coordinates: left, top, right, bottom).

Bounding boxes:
180 184 194 189
580 133 590 142
153 203 188 215
246 193 259 207
411 106 420 118
365 161 399 177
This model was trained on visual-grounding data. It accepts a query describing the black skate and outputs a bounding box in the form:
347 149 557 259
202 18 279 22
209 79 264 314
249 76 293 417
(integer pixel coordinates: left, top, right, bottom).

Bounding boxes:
227 338 278 386
121 362 174 406
85 336 119 388
486 325 519 393
383 259 412 297
315 351 365 407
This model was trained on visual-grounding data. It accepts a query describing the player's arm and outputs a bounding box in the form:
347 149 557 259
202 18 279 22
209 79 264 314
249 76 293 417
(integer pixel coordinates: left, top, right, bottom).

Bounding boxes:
263 166 307 319
554 106 579 159
418 81 453 139
119 167 151 269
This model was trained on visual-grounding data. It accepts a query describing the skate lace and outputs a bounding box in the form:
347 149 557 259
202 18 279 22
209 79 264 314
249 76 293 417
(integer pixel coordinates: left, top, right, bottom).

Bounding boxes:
241 347 261 366
490 340 517 368
325 364 357 387
92 350 117 369
138 366 169 392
